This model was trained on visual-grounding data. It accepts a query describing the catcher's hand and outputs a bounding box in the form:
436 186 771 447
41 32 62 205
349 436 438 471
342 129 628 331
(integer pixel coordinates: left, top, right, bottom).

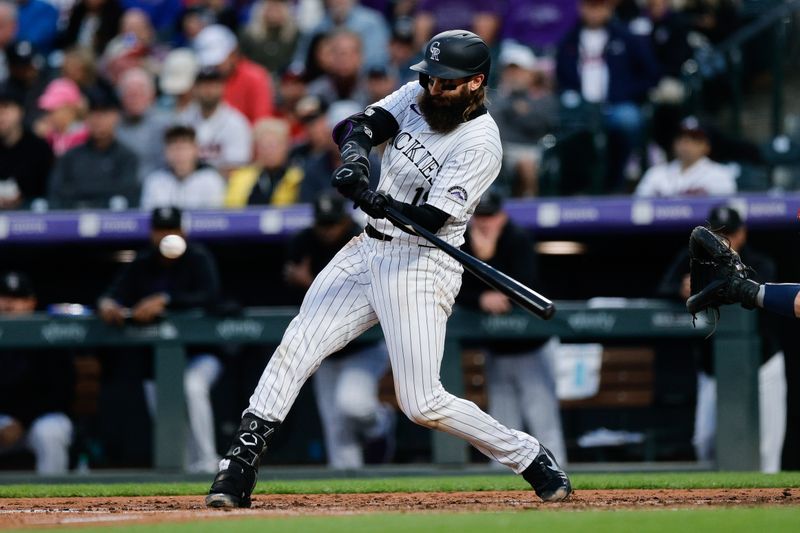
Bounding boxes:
686 226 759 316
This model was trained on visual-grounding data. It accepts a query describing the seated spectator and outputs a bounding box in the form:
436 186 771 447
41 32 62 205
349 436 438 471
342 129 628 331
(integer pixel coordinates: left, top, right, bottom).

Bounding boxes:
141 125 225 210
16 0 58 53
121 0 183 40
60 47 114 96
98 206 222 473
0 84 53 209
226 118 303 207
285 192 394 468
273 67 307 142
492 43 559 197
158 47 198 115
386 25 418 87
116 67 171 181
413 0 502 50
176 66 252 175
290 93 330 164
500 0 579 57
306 30 370 107
239 0 299 75
365 65 397 104
0 1 17 84
556 0 661 191
36 77 89 157
193 24 274 123
294 0 389 72
48 86 140 209
100 7 161 84
635 117 736 197
55 0 123 56
5 41 47 126
0 271 74 474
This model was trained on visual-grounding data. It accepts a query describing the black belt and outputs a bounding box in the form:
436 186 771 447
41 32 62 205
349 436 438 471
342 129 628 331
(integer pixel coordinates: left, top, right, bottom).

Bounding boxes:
365 224 393 241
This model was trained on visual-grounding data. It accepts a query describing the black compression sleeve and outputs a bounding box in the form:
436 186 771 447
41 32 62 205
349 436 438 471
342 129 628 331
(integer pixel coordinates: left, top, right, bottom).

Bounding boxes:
391 202 451 234
332 107 400 150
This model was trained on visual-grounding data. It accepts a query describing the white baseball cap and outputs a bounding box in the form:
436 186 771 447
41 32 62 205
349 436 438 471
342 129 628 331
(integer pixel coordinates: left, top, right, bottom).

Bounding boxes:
194 24 237 68
499 42 537 70
160 48 199 95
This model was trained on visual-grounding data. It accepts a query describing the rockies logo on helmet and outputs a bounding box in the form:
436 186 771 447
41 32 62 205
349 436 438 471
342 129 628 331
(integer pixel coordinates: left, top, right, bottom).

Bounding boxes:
429 41 441 61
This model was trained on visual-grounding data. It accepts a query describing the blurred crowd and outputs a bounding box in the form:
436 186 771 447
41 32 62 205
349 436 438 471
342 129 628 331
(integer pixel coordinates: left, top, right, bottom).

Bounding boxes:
0 0 756 212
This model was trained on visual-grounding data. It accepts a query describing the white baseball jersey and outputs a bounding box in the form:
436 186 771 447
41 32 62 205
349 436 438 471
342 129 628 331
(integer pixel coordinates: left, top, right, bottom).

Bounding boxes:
177 102 253 170
368 81 503 247
245 82 543 475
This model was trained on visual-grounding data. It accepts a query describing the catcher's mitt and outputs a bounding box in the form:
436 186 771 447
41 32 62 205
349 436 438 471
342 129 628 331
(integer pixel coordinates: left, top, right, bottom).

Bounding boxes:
686 226 760 317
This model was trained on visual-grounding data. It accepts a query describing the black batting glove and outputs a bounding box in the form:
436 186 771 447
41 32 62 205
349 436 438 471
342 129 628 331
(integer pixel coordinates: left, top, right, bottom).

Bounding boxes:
331 140 370 200
356 189 392 219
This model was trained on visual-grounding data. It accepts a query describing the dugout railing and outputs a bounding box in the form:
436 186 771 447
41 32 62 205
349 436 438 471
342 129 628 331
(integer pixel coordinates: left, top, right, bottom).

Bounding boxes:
0 301 760 472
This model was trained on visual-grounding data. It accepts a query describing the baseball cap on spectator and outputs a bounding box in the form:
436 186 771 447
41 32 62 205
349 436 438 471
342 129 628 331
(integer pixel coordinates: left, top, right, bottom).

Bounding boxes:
474 190 504 216
499 42 537 70
678 116 708 140
160 48 199 95
5 40 39 68
0 84 25 107
38 78 83 111
85 85 121 111
151 206 183 230
194 24 237 68
0 271 34 298
314 192 347 226
707 205 743 235
367 65 389 79
295 95 329 123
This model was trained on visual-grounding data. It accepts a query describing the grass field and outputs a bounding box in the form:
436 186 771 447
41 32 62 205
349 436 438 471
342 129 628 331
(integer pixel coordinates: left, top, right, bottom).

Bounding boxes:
1 472 799 532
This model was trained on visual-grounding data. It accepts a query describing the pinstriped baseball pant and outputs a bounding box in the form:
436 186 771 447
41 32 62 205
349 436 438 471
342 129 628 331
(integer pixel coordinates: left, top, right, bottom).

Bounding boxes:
247 233 541 473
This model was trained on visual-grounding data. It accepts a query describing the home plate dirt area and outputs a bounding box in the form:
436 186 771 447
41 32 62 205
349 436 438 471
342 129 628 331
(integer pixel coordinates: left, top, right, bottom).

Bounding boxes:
0 489 797 528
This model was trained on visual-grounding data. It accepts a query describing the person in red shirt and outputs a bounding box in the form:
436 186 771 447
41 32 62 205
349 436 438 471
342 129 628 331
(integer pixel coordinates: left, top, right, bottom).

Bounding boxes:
193 24 274 124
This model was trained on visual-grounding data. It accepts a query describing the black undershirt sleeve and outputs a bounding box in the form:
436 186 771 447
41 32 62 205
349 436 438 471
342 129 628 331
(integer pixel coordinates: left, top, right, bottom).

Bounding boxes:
391 202 451 234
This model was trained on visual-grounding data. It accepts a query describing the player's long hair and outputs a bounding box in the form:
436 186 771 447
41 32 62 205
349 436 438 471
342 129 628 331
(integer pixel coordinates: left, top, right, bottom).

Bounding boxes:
463 85 487 122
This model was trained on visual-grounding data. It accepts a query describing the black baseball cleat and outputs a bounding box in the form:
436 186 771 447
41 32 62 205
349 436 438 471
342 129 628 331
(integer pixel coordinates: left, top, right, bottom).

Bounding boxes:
521 445 572 502
206 413 279 509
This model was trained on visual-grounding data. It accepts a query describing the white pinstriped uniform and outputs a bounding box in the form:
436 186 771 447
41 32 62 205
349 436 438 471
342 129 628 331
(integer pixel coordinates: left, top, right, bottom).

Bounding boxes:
246 82 542 473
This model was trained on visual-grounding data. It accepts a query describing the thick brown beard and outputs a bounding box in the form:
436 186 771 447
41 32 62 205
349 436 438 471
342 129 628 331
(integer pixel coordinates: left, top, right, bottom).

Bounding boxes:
417 87 474 134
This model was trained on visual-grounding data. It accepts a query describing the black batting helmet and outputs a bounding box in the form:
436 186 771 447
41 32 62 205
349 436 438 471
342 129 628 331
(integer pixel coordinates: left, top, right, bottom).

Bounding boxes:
410 30 491 87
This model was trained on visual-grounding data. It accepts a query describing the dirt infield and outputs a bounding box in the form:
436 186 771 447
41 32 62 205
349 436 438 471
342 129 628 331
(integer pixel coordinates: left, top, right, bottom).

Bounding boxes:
0 489 796 528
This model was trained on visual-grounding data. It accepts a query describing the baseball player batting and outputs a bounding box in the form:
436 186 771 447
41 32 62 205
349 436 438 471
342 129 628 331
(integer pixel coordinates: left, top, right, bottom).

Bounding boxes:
206 30 572 508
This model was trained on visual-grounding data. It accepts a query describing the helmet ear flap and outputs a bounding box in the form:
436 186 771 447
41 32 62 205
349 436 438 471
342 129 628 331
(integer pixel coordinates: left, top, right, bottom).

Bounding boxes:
418 73 429 90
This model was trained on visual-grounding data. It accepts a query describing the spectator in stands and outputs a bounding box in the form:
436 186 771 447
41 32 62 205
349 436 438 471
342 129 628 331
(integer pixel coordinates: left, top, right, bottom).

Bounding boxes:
60 47 113 96
657 205 776 462
36 77 89 157
177 66 252 176
0 83 53 209
556 0 661 191
174 5 211 47
98 206 222 473
55 0 124 56
365 65 397 104
386 25 418 87
306 30 370 107
48 85 140 209
141 125 225 210
285 192 394 468
413 0 502 51
117 67 171 181
0 1 17 83
15 0 58 53
100 8 161 84
193 24 274 124
121 0 183 40
7 41 48 127
295 0 389 71
500 0 579 57
0 271 74 474
226 118 303 207
239 0 300 75
683 0 741 44
635 117 737 197
459 191 567 465
492 43 559 197
290 93 330 164
158 47 198 115
274 68 307 142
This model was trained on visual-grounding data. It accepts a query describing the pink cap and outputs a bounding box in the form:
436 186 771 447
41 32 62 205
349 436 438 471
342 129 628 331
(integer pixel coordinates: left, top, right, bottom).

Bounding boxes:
38 78 83 111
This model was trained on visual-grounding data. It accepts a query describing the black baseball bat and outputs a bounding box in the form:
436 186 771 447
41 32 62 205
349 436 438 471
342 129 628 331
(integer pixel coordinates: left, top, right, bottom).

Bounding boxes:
383 206 556 320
